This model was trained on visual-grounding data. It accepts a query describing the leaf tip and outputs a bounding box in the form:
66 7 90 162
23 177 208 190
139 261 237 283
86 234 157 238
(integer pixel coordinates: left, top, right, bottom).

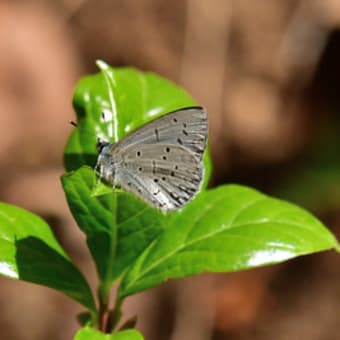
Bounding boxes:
96 60 109 71
333 240 340 252
90 181 113 197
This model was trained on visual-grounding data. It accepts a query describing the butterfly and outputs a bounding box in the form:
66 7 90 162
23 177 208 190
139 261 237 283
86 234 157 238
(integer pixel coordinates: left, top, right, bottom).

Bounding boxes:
95 106 208 212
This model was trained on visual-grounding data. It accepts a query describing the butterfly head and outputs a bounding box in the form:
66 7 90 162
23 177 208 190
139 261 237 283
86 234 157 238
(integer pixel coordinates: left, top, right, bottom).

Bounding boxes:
95 138 115 184
96 138 110 154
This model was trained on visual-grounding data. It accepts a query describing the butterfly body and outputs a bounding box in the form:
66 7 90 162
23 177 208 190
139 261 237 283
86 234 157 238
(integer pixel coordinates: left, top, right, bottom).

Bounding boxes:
95 107 208 212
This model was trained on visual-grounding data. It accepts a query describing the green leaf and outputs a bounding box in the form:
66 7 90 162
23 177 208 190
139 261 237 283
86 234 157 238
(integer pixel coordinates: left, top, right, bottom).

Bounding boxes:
64 61 211 185
118 184 340 298
61 167 166 292
74 328 144 340
62 62 212 292
0 202 95 310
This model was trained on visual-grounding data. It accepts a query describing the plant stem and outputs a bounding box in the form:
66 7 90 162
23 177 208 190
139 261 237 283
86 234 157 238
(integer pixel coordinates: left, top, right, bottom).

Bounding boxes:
111 295 123 331
98 283 111 332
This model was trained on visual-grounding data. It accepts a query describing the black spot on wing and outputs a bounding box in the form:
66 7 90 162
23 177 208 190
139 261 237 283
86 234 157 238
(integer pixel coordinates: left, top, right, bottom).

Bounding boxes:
155 128 160 142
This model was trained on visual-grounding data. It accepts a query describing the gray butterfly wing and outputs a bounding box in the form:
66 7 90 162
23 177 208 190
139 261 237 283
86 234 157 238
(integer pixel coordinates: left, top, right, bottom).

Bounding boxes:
116 107 208 161
112 144 203 211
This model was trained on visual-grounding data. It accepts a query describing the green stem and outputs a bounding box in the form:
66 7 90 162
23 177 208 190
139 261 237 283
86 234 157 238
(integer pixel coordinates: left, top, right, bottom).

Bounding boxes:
97 283 111 332
111 295 123 331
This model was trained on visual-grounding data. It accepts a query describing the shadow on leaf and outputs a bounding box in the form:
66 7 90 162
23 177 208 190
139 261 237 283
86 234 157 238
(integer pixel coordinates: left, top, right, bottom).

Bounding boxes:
64 153 97 172
15 237 95 310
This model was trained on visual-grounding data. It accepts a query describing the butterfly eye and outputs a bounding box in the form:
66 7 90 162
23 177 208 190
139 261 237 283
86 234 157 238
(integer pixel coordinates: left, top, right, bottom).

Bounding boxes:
96 138 108 153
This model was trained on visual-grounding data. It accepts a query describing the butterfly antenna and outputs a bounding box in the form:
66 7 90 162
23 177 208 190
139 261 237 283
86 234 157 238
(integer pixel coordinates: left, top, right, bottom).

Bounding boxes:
68 120 93 138
69 120 78 127
67 119 109 144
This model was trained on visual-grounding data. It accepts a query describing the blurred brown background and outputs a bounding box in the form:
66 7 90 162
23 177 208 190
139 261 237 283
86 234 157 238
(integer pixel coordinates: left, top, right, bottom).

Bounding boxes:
1 0 340 339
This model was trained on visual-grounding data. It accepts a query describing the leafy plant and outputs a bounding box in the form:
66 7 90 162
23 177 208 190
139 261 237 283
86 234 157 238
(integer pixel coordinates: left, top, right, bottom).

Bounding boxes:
0 61 338 339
